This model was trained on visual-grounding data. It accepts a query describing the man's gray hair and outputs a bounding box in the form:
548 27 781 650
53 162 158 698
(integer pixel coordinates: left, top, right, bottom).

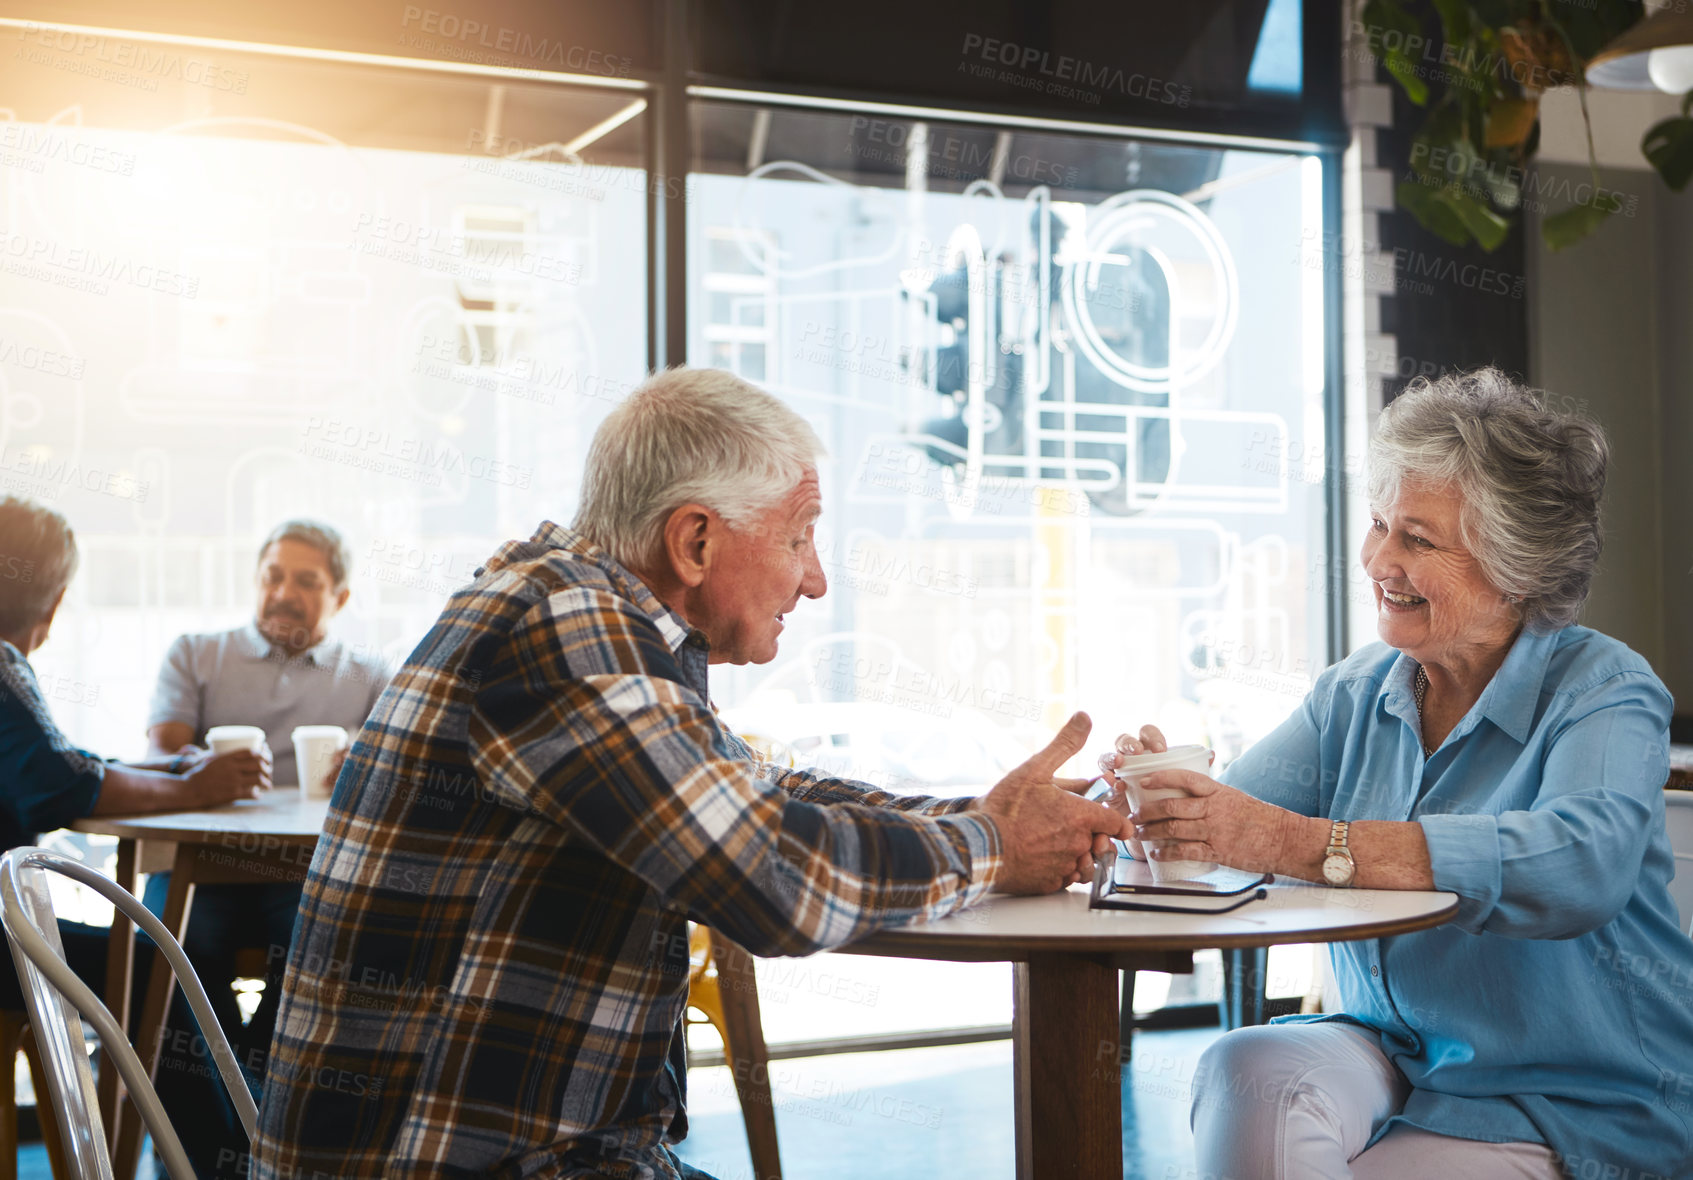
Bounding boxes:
0 496 80 634
573 367 826 569
259 519 351 589
1367 367 1607 632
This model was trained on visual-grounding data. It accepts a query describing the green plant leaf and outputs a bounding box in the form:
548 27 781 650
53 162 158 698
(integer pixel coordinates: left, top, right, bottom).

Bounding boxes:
1363 0 1430 104
1469 0 1517 32
1479 162 1521 211
1443 188 1511 251
1430 0 1470 44
1385 51 1431 106
1396 180 1474 247
1643 115 1693 192
1541 202 1613 252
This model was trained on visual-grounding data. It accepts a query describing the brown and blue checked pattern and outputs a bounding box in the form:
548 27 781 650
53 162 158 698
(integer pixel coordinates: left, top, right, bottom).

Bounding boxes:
252 523 1002 1180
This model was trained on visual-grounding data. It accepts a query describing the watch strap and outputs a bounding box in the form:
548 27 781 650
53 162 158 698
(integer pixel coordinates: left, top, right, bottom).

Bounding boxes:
1325 819 1350 856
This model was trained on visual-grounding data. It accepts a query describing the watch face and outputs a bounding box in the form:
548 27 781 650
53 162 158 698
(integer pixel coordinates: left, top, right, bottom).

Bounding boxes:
1322 854 1353 886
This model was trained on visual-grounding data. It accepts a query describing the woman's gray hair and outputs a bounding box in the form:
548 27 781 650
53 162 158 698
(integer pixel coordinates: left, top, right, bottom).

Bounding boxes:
0 496 80 634
1367 367 1607 631
259 519 351 590
574 367 826 570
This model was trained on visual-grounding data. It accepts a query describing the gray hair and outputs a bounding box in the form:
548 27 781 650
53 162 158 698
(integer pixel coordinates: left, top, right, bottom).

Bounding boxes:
573 367 826 570
259 519 351 589
0 496 79 634
1367 367 1607 631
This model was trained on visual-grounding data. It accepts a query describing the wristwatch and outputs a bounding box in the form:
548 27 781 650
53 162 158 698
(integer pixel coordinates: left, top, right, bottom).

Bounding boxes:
1322 820 1356 887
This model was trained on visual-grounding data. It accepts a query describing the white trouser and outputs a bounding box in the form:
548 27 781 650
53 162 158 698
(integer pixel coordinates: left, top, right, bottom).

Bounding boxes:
1185 1022 1562 1180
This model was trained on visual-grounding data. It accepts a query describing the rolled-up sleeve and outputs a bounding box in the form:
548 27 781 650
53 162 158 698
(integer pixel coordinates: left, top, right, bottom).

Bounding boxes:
727 736 980 818
1219 681 1329 816
1420 670 1670 938
469 592 1002 958
0 655 105 836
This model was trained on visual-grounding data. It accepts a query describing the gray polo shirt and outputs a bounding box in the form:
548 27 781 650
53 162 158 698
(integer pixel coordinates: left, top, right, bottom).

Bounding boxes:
147 622 392 786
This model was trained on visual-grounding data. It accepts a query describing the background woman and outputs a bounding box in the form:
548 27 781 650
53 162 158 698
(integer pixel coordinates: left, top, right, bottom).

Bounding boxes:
0 494 267 1175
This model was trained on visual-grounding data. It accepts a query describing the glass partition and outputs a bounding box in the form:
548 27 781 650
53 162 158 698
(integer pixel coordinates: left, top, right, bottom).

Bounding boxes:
2 42 648 758
688 101 1330 1042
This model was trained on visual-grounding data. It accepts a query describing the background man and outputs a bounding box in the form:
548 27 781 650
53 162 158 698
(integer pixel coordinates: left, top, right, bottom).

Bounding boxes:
145 518 391 1177
254 368 1127 1180
147 518 389 786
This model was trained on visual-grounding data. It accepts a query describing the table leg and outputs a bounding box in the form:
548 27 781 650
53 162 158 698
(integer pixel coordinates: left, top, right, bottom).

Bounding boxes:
114 843 198 1180
709 932 782 1180
98 838 137 1152
1013 954 1122 1180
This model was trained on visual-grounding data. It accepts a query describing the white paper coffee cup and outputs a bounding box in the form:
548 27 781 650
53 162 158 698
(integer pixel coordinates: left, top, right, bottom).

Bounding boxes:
205 725 266 756
1110 743 1217 882
292 725 349 800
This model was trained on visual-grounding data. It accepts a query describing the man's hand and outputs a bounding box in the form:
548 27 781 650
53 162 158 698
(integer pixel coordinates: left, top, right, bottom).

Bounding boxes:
324 747 349 794
183 747 270 807
976 712 1134 894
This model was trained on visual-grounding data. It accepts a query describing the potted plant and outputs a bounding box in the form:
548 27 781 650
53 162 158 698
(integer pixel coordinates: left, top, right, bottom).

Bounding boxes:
1359 0 1693 250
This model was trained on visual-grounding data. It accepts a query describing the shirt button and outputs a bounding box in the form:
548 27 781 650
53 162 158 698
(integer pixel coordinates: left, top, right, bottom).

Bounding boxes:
1371 965 1380 978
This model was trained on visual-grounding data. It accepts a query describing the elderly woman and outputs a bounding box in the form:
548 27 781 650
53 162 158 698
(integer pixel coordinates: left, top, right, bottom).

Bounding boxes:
0 495 269 864
1103 369 1693 1178
0 495 268 1176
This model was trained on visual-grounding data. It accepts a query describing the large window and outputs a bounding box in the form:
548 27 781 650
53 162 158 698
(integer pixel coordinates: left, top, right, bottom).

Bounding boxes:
693 104 1329 787
1 18 1338 1051
688 103 1331 1042
2 44 647 758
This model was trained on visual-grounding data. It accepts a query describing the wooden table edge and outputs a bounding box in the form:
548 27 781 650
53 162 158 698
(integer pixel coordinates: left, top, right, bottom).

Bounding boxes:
67 818 324 843
836 894 1461 961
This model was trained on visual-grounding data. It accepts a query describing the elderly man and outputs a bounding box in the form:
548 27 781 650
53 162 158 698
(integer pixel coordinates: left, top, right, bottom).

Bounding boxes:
147 519 390 786
146 519 391 1177
253 368 1126 1180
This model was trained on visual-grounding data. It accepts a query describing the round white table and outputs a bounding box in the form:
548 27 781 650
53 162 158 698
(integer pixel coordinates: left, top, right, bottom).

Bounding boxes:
840 879 1459 1180
70 788 331 1180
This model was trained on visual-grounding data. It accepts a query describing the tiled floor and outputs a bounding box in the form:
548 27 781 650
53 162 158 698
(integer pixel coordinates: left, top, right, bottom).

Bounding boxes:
675 1027 1223 1180
14 1028 1219 1179
17 1141 156 1179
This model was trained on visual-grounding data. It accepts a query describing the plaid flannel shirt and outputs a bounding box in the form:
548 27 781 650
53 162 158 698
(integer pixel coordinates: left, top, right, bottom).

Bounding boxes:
253 523 1002 1180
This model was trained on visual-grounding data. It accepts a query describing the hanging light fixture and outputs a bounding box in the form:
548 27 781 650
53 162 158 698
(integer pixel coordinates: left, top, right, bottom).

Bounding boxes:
1587 11 1693 91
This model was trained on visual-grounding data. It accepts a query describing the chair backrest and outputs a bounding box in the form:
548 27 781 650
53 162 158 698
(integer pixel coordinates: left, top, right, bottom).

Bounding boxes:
0 847 259 1180
1664 791 1693 935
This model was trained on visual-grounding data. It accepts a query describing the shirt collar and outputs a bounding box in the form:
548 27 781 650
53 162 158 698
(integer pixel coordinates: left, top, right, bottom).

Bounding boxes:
1470 627 1557 743
528 522 711 662
1381 626 1554 747
239 619 342 666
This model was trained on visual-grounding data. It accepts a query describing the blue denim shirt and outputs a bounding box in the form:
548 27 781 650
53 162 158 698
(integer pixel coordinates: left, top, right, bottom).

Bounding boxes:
1223 625 1693 1177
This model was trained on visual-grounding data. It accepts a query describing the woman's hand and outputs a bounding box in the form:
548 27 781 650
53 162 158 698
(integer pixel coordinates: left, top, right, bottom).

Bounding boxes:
1094 724 1215 860
183 746 270 807
1130 769 1300 875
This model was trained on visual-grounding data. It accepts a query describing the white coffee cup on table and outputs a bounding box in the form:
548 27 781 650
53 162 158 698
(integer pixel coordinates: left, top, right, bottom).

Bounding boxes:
1109 743 1218 883
205 725 266 756
291 725 349 800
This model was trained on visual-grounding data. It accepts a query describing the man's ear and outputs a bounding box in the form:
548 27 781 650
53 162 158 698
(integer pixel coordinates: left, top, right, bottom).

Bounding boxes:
660 504 715 589
332 585 351 613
